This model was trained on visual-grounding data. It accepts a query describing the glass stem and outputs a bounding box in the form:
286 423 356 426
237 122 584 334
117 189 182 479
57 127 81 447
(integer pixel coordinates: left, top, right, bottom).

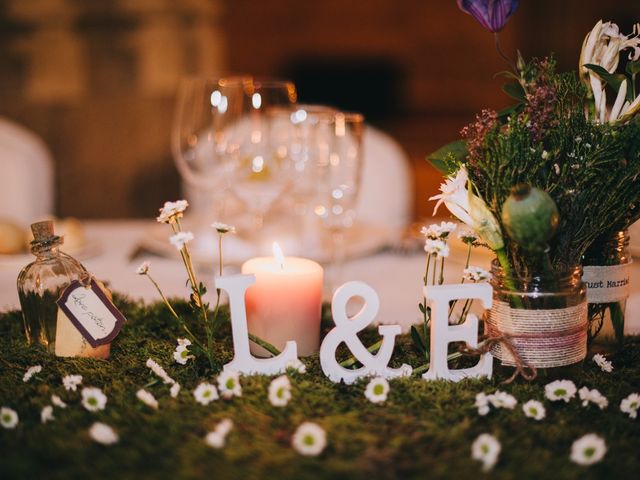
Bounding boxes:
329 227 346 293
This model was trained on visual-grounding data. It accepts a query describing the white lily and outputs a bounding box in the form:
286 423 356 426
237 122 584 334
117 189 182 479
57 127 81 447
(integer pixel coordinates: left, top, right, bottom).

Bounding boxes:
430 166 504 251
580 20 640 123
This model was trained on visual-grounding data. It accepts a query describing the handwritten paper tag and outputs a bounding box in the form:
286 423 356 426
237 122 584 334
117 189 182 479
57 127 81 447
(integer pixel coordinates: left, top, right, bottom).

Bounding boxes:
56 279 126 347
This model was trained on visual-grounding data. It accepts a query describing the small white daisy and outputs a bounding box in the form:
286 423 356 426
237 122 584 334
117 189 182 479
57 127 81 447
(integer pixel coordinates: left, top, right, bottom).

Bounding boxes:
570 433 607 466
156 200 189 224
457 227 479 244
545 379 577 403
471 433 501 472
421 221 457 239
81 387 107 412
292 422 327 456
146 359 175 385
463 266 491 282
204 431 225 449
522 400 546 420
23 365 42 383
268 375 292 407
41 405 54 424
62 374 83 392
0 407 19 429
218 370 242 399
364 377 390 404
488 391 517 410
89 422 119 445
170 382 181 399
578 387 608 410
424 239 450 258
51 395 67 409
136 261 150 275
169 231 194 250
592 354 613 373
620 392 640 419
204 419 234 449
475 393 490 416
136 389 159 410
211 222 236 234
285 358 307 374
173 338 195 365
193 382 219 406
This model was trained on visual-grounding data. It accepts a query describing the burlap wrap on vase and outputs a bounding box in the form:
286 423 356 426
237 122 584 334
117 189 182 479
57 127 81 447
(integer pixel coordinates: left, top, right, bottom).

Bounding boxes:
486 301 588 368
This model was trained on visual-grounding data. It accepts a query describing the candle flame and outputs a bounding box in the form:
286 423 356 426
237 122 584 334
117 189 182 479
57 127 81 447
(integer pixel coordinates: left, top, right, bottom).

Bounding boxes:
272 242 285 269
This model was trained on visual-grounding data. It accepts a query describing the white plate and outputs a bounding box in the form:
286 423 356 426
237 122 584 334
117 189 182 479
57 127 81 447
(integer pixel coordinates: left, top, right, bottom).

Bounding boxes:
140 219 396 266
0 240 102 270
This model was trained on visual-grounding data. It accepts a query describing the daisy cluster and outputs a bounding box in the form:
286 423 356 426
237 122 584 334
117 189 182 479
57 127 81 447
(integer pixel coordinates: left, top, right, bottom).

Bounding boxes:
470 375 639 471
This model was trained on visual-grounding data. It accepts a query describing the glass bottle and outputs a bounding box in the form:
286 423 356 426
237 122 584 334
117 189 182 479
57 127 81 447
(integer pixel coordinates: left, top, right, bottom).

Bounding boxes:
582 230 630 354
487 260 587 379
17 221 109 358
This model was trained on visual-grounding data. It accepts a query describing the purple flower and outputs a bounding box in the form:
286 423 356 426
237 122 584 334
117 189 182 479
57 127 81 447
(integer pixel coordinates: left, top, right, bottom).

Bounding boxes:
457 0 520 32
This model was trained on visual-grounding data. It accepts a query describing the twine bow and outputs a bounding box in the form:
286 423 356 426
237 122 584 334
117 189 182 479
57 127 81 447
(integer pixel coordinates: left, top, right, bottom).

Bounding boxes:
460 334 537 383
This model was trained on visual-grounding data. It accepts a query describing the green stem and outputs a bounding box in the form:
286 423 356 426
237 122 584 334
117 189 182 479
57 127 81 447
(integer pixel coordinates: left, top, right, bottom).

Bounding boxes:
248 333 281 356
610 301 626 346
145 274 206 352
438 257 445 285
173 218 214 368
211 234 224 331
339 340 383 368
494 32 516 72
495 247 523 309
450 244 472 316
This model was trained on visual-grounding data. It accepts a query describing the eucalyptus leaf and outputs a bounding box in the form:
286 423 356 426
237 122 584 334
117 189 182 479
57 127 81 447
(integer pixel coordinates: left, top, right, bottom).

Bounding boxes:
584 63 627 90
502 82 526 102
426 139 467 174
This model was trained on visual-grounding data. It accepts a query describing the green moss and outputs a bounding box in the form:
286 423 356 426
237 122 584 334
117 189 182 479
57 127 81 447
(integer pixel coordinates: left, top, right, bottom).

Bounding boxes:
1 296 639 479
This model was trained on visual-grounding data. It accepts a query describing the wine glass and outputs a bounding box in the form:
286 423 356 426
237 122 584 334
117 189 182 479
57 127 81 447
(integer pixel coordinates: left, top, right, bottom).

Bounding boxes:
171 76 248 260
313 111 365 291
218 78 298 253
268 104 338 252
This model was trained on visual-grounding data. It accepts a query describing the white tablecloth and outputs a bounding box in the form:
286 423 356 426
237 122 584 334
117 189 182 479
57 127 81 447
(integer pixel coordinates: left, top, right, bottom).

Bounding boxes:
1 220 639 334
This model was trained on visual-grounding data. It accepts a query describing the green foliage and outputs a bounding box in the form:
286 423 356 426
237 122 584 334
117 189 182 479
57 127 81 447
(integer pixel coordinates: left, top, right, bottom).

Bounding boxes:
427 140 467 175
1 298 640 479
460 59 640 276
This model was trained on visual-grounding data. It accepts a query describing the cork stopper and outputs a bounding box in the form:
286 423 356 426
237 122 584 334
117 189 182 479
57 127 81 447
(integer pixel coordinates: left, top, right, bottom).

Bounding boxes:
30 221 56 243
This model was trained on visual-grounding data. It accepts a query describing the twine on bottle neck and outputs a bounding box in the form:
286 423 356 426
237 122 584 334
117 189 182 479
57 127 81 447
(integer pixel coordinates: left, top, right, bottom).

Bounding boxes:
459 334 537 384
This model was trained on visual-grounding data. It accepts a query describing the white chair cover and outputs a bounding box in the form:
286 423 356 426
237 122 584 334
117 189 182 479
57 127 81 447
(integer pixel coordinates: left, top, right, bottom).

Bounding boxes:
0 118 54 227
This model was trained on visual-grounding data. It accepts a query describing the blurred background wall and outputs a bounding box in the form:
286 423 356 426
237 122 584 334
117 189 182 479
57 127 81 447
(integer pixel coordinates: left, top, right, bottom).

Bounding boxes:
0 0 638 219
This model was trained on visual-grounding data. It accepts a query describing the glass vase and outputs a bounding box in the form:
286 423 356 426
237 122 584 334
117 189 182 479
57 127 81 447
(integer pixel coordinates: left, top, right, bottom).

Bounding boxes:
582 230 630 354
486 260 587 379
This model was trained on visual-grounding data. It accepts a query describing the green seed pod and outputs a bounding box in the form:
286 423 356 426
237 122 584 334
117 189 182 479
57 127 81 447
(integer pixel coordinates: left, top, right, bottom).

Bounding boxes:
501 184 559 252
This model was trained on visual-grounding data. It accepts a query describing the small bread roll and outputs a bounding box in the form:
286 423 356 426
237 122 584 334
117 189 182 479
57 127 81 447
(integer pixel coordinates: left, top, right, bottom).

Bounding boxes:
0 220 26 254
56 218 85 251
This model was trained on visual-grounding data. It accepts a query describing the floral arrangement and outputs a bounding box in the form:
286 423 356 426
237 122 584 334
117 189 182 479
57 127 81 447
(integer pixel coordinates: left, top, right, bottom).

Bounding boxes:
430 14 640 281
138 200 279 370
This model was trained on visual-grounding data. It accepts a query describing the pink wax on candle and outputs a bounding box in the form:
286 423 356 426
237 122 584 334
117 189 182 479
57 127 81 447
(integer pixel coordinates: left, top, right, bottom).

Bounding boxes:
241 244 323 357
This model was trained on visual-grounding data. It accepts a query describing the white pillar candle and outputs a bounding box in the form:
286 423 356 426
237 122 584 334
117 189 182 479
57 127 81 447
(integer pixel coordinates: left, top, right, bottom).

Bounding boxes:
241 243 323 356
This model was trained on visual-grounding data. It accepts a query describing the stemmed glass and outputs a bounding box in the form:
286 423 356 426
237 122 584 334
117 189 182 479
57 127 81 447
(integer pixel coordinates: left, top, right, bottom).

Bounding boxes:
269 104 338 252
171 76 248 259
313 112 365 291
217 78 298 254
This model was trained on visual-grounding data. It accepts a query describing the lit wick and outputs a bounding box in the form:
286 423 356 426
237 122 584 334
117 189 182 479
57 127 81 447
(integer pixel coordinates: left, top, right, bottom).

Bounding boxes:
272 242 285 270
